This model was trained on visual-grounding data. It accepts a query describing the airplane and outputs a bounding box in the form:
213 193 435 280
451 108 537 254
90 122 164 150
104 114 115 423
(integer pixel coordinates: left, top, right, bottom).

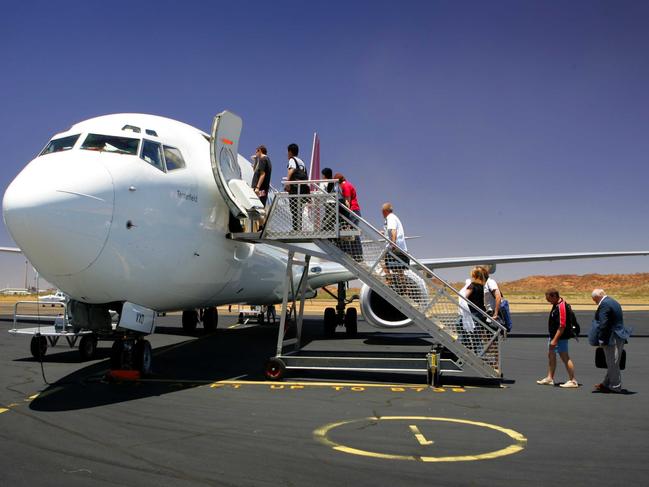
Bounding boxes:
38 289 67 303
2 111 648 373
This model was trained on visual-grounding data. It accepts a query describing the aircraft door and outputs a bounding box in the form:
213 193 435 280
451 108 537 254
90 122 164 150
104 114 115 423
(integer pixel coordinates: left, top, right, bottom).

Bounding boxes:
210 110 264 223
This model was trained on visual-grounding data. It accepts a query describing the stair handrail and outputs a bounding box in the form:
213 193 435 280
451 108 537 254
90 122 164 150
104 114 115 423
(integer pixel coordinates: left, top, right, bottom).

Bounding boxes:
335 208 507 334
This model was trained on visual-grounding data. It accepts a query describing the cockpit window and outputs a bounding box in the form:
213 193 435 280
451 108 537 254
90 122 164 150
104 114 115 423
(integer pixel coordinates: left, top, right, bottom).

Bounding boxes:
140 139 164 171
122 124 141 133
163 146 186 171
40 134 80 155
81 134 139 155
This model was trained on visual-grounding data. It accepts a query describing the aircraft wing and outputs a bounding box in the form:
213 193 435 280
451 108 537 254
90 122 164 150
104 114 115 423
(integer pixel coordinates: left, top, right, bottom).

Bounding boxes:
418 251 649 270
0 246 21 254
303 250 649 289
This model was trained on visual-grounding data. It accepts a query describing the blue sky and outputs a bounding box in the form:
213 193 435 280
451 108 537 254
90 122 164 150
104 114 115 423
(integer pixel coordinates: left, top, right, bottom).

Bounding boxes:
1 0 648 288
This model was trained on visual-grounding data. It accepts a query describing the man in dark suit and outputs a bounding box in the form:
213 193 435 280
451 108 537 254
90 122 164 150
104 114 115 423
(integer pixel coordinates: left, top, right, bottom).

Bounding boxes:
592 289 632 393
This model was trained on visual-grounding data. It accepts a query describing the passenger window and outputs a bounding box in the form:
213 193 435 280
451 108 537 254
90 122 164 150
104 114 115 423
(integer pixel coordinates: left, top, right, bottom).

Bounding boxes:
163 146 186 171
140 140 164 171
40 134 80 155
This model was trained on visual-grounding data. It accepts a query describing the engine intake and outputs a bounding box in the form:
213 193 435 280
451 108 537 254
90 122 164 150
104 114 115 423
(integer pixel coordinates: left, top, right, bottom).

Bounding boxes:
359 284 412 328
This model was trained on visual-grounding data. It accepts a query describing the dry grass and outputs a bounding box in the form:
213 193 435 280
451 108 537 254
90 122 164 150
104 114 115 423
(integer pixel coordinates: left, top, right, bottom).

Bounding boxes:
2 273 647 315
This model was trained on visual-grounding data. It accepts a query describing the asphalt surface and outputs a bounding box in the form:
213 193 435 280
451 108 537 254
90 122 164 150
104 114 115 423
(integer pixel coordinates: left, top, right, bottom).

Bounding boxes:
1 311 648 486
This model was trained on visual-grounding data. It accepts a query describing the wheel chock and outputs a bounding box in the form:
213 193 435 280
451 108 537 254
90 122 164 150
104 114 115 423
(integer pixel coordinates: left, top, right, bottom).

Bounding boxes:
106 369 141 381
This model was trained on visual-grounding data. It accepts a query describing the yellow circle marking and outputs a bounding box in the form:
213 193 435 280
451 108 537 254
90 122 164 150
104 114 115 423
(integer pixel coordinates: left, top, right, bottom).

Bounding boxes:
313 416 527 462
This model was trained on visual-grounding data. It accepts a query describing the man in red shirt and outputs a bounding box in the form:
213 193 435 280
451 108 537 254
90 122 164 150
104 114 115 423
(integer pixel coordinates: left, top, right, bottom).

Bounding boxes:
334 173 363 262
334 173 361 216
537 288 579 388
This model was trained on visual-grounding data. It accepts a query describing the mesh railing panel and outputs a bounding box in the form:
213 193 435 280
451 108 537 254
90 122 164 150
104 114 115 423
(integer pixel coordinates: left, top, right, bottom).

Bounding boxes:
263 190 503 374
263 184 342 239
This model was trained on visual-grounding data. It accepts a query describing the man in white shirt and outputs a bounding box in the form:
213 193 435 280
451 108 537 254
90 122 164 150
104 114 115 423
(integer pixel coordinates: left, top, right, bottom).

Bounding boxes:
285 143 308 231
382 203 409 288
383 202 407 252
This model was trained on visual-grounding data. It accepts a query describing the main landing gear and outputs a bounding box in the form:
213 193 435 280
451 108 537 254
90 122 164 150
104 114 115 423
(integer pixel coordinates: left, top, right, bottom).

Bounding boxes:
182 307 219 333
323 282 358 338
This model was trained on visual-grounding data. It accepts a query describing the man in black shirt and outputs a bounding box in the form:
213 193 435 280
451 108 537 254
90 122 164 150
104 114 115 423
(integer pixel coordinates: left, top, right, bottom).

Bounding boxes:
252 145 272 206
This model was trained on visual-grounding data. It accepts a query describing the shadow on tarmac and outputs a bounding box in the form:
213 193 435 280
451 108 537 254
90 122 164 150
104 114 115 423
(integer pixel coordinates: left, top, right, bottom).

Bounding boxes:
29 324 279 412
27 318 468 412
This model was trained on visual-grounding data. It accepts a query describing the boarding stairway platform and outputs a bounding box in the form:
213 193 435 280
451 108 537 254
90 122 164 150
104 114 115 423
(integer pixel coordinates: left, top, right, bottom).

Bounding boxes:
230 181 505 382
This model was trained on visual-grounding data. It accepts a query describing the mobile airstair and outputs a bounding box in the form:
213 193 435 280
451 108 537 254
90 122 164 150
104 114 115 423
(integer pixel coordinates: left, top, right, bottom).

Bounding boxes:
208 110 503 384
231 180 506 384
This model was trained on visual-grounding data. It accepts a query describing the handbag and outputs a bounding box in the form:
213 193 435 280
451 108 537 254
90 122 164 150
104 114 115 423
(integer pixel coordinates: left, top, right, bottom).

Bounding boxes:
595 347 627 370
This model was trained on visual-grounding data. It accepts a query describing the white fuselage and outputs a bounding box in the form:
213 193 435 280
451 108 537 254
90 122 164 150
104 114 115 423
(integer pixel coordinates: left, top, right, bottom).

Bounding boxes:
3 114 344 311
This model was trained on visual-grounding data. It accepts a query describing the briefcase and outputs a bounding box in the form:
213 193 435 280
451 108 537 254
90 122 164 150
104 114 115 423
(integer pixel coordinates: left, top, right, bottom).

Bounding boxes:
595 347 626 370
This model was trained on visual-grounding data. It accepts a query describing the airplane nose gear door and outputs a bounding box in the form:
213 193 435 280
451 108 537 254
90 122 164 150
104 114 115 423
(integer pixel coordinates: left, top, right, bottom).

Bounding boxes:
210 110 264 227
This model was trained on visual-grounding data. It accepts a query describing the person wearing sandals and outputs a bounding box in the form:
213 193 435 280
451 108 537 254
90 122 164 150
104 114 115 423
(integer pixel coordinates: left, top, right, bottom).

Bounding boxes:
537 288 579 388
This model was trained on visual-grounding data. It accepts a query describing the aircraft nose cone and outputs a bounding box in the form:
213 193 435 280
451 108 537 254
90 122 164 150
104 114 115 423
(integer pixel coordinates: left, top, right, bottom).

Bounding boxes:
2 153 114 276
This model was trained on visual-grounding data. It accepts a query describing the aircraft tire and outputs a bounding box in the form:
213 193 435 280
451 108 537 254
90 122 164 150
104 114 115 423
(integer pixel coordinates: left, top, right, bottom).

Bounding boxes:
134 340 153 375
264 357 286 381
78 335 97 361
182 310 198 333
30 336 47 359
203 307 218 332
324 307 336 338
344 307 358 337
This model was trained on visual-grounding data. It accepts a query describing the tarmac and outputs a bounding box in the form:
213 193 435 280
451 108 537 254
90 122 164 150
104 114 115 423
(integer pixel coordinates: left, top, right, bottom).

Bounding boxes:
0 310 647 486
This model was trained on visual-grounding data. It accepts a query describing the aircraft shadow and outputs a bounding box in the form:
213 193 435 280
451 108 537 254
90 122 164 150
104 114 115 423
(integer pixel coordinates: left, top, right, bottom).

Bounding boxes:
15 349 113 364
29 317 445 411
29 324 280 412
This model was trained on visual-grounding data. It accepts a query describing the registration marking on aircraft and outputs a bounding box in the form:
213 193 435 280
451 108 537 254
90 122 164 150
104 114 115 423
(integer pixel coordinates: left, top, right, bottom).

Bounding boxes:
313 416 527 462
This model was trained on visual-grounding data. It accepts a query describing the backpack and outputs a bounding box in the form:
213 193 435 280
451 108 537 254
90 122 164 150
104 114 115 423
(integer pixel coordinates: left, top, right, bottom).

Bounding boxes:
487 281 512 332
288 157 309 195
289 157 308 181
565 303 581 339
498 298 513 332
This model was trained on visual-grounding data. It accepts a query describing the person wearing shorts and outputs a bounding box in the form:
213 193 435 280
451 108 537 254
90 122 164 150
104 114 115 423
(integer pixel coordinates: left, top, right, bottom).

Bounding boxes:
536 288 579 388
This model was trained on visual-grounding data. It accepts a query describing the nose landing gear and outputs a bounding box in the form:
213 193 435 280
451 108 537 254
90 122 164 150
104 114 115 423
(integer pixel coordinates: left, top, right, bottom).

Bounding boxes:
109 337 153 378
322 282 359 338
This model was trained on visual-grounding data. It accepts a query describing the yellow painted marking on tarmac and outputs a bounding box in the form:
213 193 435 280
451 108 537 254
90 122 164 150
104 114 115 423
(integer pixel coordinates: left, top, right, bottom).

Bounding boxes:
313 416 527 462
0 408 8 414
119 377 474 393
208 379 471 390
34 387 62 399
409 425 434 445
27 394 39 400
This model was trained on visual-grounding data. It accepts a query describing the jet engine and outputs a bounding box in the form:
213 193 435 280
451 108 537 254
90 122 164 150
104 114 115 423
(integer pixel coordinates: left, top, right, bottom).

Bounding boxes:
359 271 429 329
